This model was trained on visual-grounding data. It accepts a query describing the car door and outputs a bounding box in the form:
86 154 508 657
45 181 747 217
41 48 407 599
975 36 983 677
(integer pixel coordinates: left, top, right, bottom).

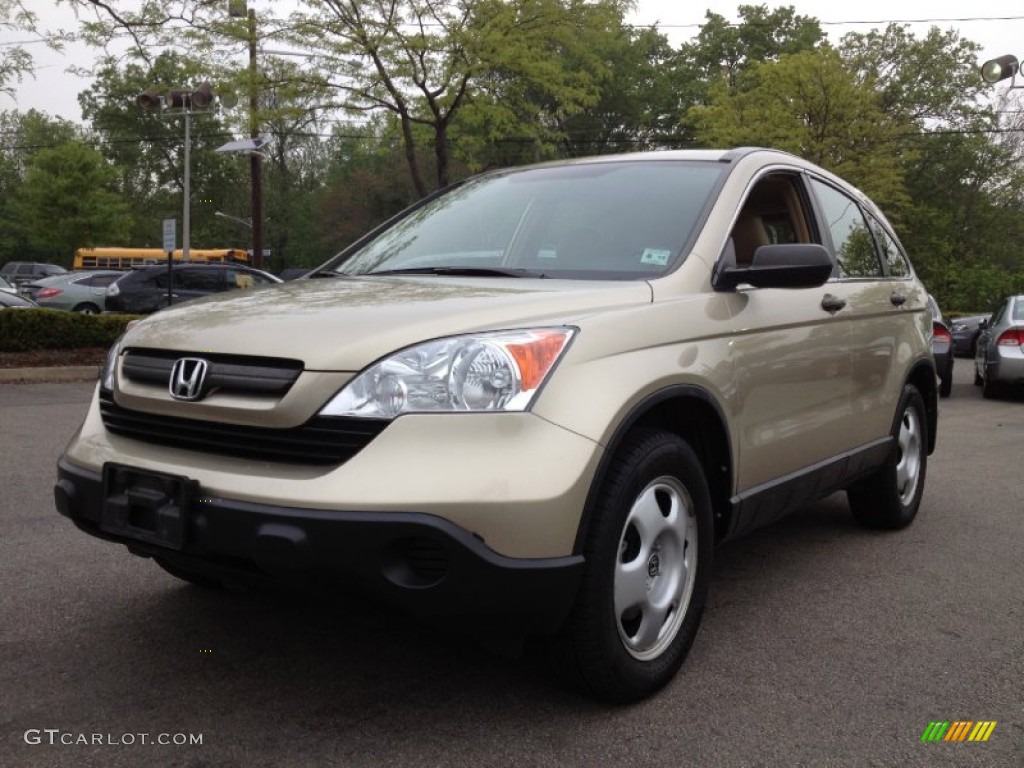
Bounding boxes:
805 177 925 451
718 170 854 518
82 273 119 308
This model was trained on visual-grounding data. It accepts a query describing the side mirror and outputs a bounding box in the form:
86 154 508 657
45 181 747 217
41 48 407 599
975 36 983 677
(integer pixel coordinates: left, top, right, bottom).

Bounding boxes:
979 318 989 330
714 243 834 291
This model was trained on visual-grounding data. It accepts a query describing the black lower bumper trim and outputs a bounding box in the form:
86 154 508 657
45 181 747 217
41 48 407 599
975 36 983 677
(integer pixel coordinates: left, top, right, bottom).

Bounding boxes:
55 458 583 634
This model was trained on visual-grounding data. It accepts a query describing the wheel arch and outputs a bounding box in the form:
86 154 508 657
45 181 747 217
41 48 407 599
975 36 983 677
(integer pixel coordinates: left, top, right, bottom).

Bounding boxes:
905 359 938 455
573 385 734 553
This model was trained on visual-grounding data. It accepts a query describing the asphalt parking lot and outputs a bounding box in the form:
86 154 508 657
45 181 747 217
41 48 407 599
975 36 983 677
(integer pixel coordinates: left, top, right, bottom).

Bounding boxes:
1 362 1021 767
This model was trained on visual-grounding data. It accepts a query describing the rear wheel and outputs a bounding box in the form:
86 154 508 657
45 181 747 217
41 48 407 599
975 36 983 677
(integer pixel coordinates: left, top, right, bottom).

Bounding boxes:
939 368 952 398
982 375 1003 399
72 302 100 315
553 429 713 703
848 385 927 530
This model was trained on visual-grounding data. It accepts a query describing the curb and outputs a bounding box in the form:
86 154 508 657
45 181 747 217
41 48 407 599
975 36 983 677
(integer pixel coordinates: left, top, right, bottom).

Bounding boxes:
0 366 100 384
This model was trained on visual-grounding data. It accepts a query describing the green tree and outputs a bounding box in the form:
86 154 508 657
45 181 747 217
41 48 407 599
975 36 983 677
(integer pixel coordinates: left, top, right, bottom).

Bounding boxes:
0 1 37 99
0 109 81 259
9 140 132 263
673 4 825 142
61 0 627 196
838 24 1024 308
690 48 908 212
839 24 986 127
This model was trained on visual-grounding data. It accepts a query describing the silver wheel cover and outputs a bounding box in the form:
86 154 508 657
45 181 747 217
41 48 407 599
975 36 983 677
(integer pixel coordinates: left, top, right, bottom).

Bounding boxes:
614 476 698 661
896 404 923 506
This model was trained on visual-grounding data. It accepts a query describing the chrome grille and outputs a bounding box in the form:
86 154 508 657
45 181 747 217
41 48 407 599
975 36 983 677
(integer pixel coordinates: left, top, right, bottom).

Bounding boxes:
122 349 302 397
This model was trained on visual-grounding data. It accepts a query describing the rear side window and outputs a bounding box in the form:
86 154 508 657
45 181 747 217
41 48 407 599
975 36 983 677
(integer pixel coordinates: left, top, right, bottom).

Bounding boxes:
142 271 168 289
82 274 120 287
177 269 225 291
226 269 272 288
810 179 883 278
867 215 911 278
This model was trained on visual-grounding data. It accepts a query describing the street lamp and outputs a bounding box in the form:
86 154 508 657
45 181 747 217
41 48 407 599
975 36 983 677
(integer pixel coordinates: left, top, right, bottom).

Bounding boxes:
136 82 224 263
981 54 1020 85
214 210 251 229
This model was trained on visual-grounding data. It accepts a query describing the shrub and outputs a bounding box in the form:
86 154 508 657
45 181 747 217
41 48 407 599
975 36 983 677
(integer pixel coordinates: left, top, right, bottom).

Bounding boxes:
0 309 141 352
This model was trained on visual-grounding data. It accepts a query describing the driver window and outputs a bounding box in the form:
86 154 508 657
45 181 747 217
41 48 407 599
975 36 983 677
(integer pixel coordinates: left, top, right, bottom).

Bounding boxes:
727 174 812 267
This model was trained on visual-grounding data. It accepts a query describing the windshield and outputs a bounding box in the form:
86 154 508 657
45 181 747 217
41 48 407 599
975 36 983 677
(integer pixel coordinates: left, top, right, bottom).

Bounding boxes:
325 161 724 279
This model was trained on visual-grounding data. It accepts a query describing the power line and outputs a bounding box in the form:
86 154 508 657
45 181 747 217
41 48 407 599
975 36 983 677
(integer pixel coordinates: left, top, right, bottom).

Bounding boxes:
641 15 1024 31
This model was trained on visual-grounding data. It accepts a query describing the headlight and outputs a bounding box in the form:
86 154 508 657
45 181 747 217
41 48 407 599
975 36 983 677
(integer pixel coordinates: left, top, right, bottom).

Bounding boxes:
100 338 123 391
320 327 576 418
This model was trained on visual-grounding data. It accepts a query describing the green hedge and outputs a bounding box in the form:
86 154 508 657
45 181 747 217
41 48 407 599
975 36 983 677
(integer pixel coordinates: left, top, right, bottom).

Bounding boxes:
0 309 142 352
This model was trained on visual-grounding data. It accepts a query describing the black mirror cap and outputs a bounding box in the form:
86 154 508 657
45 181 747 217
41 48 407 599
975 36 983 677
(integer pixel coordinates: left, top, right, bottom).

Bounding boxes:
714 243 834 291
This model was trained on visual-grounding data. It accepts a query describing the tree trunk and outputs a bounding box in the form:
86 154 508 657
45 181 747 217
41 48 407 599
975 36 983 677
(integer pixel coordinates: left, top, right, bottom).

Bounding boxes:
399 112 427 198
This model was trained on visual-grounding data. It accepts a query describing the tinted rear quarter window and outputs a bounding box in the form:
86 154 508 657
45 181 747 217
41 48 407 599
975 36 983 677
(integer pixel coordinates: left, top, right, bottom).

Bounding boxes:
810 180 883 279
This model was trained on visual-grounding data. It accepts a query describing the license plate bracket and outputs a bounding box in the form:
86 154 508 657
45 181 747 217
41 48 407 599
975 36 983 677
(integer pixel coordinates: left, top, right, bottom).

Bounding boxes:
101 463 196 550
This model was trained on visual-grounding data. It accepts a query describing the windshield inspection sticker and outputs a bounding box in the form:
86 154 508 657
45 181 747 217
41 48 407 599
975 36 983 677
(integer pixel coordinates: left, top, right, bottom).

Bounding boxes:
640 248 671 266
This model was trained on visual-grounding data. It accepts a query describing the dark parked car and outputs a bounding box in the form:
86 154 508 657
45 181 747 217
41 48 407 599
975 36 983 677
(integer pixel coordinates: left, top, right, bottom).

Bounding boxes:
951 314 988 357
928 295 953 398
974 295 1024 398
105 263 282 313
0 261 67 289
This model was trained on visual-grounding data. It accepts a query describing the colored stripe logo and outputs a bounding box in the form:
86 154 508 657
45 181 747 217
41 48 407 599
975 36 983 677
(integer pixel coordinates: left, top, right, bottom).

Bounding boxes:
921 721 997 742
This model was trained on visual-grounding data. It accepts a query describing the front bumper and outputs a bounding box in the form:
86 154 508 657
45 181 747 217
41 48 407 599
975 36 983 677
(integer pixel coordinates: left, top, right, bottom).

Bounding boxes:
55 458 584 634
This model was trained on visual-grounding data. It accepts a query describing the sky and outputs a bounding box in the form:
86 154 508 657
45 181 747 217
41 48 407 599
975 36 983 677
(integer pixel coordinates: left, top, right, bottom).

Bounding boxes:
3 0 1024 121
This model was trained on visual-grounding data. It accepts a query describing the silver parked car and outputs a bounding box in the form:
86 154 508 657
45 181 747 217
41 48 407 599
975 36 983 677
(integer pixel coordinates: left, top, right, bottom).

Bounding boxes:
974 295 1024 398
22 270 124 313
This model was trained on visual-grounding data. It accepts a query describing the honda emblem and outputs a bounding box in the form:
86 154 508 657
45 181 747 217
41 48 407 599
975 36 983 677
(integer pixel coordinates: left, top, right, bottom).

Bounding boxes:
169 358 209 401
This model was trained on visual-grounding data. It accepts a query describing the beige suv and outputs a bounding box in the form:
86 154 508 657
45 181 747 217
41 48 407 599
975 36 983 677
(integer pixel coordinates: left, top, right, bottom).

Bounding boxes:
55 148 937 702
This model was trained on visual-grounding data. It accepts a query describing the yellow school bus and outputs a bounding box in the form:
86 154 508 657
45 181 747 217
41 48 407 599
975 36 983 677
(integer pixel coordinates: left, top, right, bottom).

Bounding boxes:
73 248 251 271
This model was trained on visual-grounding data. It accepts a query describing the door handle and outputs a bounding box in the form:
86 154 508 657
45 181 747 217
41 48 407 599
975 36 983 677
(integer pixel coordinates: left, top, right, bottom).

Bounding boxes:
890 292 907 307
821 294 847 313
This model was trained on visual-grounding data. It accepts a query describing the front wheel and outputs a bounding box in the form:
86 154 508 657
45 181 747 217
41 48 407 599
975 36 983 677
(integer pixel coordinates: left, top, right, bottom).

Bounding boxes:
847 384 927 530
553 429 713 703
72 302 100 315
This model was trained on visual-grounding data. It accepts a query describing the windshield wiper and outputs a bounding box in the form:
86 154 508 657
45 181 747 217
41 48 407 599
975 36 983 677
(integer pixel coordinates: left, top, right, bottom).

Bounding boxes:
365 266 548 278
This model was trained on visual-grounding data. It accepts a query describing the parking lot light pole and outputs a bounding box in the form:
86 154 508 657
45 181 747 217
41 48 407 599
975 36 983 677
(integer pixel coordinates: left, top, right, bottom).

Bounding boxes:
137 83 218 264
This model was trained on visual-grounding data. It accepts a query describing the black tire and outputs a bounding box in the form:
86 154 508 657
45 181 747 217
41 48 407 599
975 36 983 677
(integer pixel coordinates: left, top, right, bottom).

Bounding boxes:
155 558 223 589
552 429 713 703
847 384 927 530
72 302 100 315
939 371 951 398
982 375 1002 400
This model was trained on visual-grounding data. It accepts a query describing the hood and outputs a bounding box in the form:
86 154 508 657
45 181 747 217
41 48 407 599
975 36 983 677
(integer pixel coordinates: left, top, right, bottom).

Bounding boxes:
121 275 652 370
